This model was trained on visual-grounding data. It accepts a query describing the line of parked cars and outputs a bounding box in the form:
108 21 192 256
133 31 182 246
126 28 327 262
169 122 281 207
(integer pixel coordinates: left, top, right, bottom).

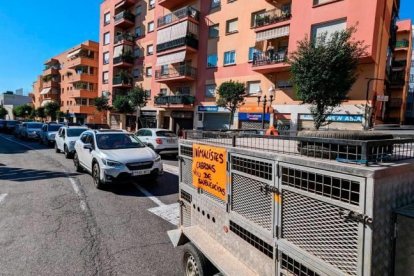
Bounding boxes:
1 119 179 190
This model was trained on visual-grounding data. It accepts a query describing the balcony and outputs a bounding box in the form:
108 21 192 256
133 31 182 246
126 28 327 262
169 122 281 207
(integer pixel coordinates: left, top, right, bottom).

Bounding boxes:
115 0 136 9
158 0 192 9
69 105 96 114
154 95 195 106
252 5 291 30
113 55 134 68
68 73 97 84
113 76 133 88
43 67 59 76
114 33 135 45
157 6 200 29
114 11 135 29
251 50 290 74
155 64 196 83
156 35 198 53
395 40 409 49
69 89 97 98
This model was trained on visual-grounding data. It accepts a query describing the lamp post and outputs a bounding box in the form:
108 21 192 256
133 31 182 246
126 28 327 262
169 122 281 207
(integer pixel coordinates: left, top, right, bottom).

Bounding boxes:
365 78 385 130
257 86 275 129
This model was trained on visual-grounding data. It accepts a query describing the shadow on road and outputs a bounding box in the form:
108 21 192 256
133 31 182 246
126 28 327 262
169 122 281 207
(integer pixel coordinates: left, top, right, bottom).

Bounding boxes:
0 135 52 154
0 166 79 182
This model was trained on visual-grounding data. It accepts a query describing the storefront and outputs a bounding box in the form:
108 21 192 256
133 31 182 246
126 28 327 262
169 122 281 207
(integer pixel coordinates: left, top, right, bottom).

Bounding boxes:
275 113 291 131
171 111 193 132
238 113 271 129
140 111 157 128
298 114 364 130
197 106 230 130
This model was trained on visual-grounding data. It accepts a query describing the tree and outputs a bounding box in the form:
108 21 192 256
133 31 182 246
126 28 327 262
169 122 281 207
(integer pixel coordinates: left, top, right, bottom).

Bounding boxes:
36 107 46 120
113 95 134 115
12 104 33 119
216 80 246 128
289 27 366 130
44 101 60 121
94 96 112 124
128 85 148 130
56 111 66 121
0 105 8 119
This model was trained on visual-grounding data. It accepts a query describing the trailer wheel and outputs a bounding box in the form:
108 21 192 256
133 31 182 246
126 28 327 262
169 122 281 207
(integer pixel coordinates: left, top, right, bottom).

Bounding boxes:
182 243 213 276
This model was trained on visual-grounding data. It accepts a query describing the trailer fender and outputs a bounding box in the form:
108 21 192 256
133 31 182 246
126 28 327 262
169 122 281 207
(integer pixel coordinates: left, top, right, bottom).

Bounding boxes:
167 229 189 248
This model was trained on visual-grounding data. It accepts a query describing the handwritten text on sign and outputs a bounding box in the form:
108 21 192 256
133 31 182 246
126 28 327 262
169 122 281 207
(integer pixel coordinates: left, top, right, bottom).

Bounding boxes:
192 144 227 201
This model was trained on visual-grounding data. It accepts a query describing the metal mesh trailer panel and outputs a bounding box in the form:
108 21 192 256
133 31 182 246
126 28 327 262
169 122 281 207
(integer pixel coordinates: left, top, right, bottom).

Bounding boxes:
173 133 414 276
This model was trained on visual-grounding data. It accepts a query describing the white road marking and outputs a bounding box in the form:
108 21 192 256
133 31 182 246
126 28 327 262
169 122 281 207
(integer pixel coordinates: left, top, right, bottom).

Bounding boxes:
148 203 180 226
0 193 7 204
133 183 165 207
163 163 179 176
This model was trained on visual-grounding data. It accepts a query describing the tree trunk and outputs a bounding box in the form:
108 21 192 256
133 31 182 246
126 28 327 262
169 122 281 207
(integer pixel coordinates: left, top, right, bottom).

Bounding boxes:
135 106 140 132
229 110 235 129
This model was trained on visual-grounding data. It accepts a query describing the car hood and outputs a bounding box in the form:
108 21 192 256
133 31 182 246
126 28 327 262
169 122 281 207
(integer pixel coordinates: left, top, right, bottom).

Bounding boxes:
28 128 41 133
100 147 157 164
66 136 80 143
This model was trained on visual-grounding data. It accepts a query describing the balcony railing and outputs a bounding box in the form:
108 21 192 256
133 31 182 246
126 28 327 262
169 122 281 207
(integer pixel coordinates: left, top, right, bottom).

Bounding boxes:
113 76 133 86
396 40 409 48
154 95 195 105
157 6 200 28
114 33 135 44
252 5 292 28
113 55 134 65
156 35 198 53
114 11 135 23
155 64 197 80
252 50 288 67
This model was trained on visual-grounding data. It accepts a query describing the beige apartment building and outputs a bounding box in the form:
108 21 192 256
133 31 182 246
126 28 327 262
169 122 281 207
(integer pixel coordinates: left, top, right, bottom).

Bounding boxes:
32 41 102 124
99 0 404 131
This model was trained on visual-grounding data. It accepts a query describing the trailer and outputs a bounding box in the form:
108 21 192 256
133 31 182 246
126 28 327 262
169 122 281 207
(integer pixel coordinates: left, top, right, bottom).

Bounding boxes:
168 131 414 276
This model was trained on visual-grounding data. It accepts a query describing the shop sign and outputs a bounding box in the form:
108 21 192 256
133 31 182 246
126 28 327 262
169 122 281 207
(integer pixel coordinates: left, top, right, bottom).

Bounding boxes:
239 113 271 122
300 114 363 123
198 106 219 112
192 144 227 201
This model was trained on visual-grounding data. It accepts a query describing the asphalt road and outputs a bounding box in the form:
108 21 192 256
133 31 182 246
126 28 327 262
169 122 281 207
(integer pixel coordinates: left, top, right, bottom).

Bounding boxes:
0 134 182 276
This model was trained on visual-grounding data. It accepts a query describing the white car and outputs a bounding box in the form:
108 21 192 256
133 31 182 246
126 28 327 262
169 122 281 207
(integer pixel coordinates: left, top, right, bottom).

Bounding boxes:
135 128 178 155
73 130 163 189
55 126 88 159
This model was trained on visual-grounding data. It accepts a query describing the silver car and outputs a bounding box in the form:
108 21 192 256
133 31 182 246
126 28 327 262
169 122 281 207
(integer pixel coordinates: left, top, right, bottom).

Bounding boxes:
39 123 63 145
19 122 43 140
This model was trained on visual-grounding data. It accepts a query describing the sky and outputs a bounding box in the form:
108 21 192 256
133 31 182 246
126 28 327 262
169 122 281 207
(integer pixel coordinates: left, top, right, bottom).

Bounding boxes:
0 0 412 95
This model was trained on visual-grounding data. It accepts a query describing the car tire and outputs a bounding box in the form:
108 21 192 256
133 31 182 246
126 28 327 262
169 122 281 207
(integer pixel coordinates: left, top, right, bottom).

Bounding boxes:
64 145 72 159
92 162 104 190
182 243 214 276
55 143 61 153
73 153 83 173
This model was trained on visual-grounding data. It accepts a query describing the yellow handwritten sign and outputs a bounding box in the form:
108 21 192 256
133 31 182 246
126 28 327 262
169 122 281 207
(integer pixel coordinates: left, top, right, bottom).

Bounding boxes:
192 144 227 201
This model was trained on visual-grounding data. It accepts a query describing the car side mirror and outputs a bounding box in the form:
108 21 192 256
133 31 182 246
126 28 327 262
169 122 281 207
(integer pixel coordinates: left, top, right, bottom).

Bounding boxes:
83 144 93 151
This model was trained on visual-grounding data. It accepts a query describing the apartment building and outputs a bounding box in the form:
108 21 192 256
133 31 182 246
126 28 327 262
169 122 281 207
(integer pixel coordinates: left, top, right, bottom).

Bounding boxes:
99 0 400 131
385 19 412 124
405 25 414 123
32 41 102 124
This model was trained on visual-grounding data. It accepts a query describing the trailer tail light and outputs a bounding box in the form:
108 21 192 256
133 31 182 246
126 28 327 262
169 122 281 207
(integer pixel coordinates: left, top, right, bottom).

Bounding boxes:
156 138 163 144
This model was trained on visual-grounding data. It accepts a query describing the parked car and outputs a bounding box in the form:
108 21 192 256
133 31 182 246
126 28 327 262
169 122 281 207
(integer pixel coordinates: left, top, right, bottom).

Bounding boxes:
5 120 19 133
135 128 178 155
55 126 88 158
74 129 163 189
39 123 64 146
13 123 22 137
84 123 110 130
19 122 43 140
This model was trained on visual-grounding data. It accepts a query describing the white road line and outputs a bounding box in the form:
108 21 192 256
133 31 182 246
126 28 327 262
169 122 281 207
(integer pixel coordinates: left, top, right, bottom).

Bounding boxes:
148 203 180 226
163 163 179 176
0 193 7 204
133 183 165 207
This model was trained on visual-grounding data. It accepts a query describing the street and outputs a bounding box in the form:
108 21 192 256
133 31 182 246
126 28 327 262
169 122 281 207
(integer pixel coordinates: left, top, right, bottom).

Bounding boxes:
0 134 182 275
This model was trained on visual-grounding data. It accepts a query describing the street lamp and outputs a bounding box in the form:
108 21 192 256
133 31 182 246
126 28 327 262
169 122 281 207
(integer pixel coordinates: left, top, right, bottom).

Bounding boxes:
257 87 275 129
365 78 385 130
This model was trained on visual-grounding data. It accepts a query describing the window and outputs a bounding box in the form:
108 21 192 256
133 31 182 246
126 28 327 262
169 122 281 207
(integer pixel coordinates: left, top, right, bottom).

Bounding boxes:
313 0 339 6
134 48 141 58
226 18 238 34
248 47 262 61
251 10 265 27
207 54 218 68
159 88 168 95
247 81 261 95
209 24 219 38
133 69 140 78
176 87 191 95
211 0 220 9
103 52 110 64
311 19 346 43
147 44 154 55
160 64 169 75
224 50 236 65
146 67 152 77
149 0 155 9
136 5 142 15
135 27 142 38
104 12 111 25
144 90 151 98
103 71 109 84
205 84 216 98
148 21 154 33
89 99 95 106
103 32 110 45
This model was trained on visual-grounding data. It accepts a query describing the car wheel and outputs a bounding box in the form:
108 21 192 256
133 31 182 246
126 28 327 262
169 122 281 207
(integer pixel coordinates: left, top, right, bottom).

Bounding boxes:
182 243 214 276
64 145 72 159
73 153 83 173
92 162 104 190
55 143 61 153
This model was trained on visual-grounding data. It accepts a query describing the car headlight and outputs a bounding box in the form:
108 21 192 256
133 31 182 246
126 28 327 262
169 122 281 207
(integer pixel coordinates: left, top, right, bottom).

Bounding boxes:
102 159 124 168
154 155 161 162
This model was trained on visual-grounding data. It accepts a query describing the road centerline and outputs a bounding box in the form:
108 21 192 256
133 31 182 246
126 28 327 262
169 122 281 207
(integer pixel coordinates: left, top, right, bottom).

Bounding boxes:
0 193 7 204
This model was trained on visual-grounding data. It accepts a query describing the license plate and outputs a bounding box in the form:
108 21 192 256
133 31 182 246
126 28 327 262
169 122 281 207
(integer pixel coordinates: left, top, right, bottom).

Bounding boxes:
132 170 151 176
167 139 176 143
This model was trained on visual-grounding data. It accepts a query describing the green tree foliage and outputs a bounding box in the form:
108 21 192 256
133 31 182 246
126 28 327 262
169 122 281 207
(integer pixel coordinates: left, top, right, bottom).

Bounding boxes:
0 105 8 119
44 101 60 121
216 80 246 128
128 85 148 130
13 104 33 119
36 107 46 119
113 95 134 115
94 96 111 112
289 27 366 129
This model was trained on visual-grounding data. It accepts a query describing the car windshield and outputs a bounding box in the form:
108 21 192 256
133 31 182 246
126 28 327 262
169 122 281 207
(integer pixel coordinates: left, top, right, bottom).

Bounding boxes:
96 134 145 150
156 131 177 138
67 128 87 137
27 123 43 129
48 125 62 131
